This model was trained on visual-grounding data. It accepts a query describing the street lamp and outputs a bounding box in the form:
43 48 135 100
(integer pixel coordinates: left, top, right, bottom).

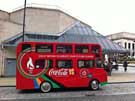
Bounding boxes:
22 0 27 42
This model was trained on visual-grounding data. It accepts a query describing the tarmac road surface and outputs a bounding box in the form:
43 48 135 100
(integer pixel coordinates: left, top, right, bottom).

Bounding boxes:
9 94 135 101
0 83 135 101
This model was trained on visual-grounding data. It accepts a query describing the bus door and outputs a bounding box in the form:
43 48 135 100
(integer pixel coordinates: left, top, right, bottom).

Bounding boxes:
74 58 95 87
93 57 107 80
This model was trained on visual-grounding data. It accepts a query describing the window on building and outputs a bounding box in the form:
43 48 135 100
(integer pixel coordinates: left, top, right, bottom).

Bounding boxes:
128 43 131 50
78 60 94 68
132 43 134 50
132 52 134 57
125 42 127 49
117 42 121 46
36 44 53 53
56 60 72 68
56 45 72 53
75 45 89 54
35 59 53 69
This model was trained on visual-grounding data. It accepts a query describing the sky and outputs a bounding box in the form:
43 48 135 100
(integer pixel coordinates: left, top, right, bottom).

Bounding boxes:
0 0 135 35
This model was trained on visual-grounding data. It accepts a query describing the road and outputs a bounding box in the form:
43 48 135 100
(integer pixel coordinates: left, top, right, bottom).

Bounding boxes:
0 83 135 101
1 94 134 101
17 94 135 101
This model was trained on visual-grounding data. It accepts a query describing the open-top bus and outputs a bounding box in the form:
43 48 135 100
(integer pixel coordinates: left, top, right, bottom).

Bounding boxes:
16 42 107 92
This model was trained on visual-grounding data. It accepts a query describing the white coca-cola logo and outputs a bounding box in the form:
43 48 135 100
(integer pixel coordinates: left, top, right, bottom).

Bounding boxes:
49 69 68 76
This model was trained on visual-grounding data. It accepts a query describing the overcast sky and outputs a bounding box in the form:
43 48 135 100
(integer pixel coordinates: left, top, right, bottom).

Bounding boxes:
0 0 135 35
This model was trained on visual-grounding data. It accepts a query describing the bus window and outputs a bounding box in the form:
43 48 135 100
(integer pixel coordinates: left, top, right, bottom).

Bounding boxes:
91 46 100 57
75 45 89 54
56 45 72 53
36 59 53 69
22 44 31 51
78 60 94 68
36 44 53 53
56 60 72 68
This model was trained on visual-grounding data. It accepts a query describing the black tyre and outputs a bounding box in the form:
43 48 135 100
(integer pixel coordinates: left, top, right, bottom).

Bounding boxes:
90 80 99 90
40 82 52 93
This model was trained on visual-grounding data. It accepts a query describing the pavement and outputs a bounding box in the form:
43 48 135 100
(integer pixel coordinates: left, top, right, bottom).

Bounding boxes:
108 66 135 83
108 73 135 83
0 77 16 87
0 65 135 86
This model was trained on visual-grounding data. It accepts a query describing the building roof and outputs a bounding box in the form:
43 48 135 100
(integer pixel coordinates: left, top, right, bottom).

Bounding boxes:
0 9 9 13
2 21 128 54
106 32 135 41
57 22 128 53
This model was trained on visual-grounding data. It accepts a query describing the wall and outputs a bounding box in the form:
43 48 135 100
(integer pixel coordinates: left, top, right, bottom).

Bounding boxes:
0 20 4 42
0 49 3 76
0 47 16 76
0 10 9 21
10 8 61 34
0 20 22 42
5 47 16 58
59 12 76 32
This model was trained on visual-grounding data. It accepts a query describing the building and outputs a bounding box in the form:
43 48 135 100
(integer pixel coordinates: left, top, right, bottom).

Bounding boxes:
107 32 135 58
0 6 128 77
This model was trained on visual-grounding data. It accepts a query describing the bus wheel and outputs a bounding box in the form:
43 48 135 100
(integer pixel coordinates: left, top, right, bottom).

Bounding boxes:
90 80 99 90
40 82 52 93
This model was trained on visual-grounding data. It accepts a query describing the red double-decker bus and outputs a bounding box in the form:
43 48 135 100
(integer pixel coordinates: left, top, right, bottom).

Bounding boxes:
16 42 107 92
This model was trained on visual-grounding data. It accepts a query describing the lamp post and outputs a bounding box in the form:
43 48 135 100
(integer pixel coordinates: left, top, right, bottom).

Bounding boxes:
22 0 27 42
